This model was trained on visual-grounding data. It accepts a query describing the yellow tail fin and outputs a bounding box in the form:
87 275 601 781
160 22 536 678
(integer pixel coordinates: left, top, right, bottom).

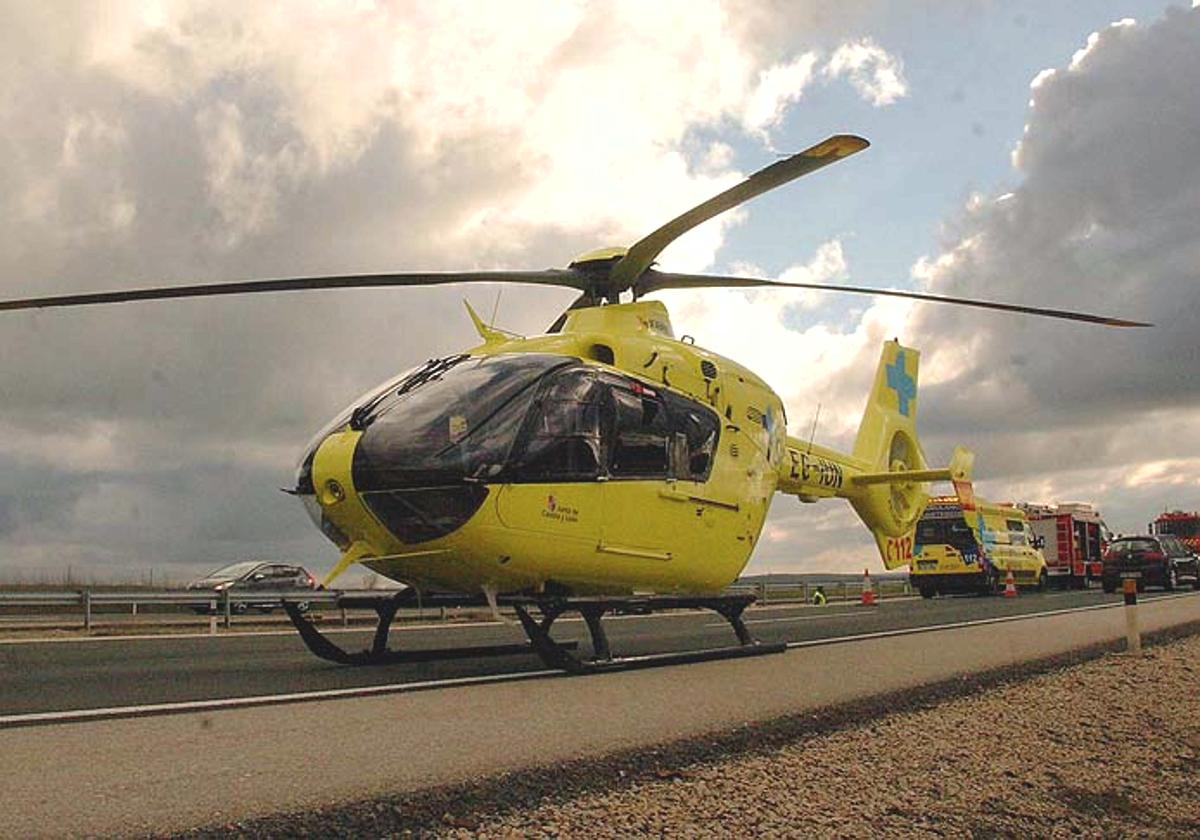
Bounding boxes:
845 341 973 569
776 340 974 569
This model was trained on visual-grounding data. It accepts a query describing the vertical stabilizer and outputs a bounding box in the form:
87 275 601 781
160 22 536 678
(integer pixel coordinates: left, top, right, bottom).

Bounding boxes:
846 343 972 569
776 340 973 570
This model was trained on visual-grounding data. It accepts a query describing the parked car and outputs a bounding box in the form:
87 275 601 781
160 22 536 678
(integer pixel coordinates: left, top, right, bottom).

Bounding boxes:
188 561 319 613
1101 535 1200 593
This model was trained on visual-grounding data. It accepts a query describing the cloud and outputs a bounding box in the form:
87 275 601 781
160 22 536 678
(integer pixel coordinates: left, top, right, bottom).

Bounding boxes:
675 7 1200 574
0 0 901 579
9 2 1191 584
899 6 1200 535
742 53 821 136
824 38 908 106
740 37 909 141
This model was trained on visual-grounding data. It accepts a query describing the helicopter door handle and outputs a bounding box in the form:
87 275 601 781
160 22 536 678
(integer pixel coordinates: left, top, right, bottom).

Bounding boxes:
596 543 673 561
658 487 740 511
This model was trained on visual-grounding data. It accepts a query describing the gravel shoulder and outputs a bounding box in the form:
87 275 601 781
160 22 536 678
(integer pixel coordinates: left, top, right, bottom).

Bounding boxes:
181 623 1200 838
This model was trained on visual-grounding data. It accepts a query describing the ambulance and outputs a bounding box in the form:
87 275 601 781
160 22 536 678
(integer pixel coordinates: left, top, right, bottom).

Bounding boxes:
910 495 1048 597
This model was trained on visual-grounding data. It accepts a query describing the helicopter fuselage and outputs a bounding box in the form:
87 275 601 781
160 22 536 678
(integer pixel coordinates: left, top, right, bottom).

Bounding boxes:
298 300 796 595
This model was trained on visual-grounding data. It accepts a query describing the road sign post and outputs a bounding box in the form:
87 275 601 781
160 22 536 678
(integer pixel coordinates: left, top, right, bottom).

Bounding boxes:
1121 575 1141 654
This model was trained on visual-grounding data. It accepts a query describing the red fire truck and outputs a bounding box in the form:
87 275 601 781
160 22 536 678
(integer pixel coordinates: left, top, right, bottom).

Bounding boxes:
1020 502 1109 589
1149 510 1200 555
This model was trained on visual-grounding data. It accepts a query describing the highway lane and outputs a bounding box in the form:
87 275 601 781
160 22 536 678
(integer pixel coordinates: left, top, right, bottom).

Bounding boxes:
0 588 1169 716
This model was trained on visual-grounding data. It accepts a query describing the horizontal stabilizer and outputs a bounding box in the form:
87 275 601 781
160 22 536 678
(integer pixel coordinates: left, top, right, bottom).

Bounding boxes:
852 446 974 486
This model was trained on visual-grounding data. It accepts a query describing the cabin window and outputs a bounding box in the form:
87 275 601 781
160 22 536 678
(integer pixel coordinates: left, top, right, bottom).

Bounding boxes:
663 393 719 481
609 386 671 478
507 369 609 481
501 366 719 483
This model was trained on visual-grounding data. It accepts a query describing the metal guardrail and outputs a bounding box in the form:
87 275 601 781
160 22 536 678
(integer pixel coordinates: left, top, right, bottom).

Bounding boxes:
0 588 382 632
0 580 913 633
727 579 912 605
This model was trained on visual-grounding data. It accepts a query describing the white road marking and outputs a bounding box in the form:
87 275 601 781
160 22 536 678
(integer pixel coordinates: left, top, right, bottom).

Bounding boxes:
0 669 560 729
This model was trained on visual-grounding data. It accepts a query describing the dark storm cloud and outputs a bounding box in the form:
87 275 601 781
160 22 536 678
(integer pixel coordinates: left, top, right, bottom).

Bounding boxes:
734 7 1200 573
901 7 1200 496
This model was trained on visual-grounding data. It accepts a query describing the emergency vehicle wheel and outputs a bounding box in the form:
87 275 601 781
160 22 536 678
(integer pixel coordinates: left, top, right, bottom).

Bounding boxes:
1036 569 1048 592
919 586 935 599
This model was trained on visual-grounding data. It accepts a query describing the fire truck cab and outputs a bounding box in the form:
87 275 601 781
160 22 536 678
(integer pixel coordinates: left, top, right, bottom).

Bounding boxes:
1021 502 1109 590
1149 510 1200 556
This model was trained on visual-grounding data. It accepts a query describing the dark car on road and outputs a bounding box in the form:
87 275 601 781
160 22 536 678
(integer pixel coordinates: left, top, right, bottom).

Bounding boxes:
188 561 319 613
1101 536 1200 593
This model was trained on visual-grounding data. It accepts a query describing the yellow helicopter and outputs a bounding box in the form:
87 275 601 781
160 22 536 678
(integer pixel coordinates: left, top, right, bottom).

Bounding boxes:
0 135 1145 672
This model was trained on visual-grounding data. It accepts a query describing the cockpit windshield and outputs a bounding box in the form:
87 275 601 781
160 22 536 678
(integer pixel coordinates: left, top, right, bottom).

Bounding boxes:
293 362 425 493
316 353 722 546
353 354 575 490
352 353 722 491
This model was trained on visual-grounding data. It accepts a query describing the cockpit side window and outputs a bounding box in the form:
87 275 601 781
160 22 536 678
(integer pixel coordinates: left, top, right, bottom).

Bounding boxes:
663 392 719 482
508 370 609 481
502 366 720 484
609 385 671 478
1006 518 1027 546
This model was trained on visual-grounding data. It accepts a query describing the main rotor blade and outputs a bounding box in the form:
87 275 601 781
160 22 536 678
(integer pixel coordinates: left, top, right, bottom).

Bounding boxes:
612 134 869 292
0 269 586 313
641 271 1151 328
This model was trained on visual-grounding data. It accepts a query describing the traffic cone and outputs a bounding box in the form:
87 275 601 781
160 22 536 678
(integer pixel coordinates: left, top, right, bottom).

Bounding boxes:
1003 569 1018 598
861 568 877 606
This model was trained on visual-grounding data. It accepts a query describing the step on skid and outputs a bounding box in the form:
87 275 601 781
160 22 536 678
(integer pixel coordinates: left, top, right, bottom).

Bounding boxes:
282 590 784 673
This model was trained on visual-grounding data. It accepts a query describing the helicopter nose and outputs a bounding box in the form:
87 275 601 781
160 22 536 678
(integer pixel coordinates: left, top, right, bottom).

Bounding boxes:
291 422 374 554
296 420 489 549
294 445 317 496
349 418 490 545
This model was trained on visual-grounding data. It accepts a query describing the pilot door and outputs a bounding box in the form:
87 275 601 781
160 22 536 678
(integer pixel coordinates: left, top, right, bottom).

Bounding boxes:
596 377 740 591
492 365 736 590
492 366 607 574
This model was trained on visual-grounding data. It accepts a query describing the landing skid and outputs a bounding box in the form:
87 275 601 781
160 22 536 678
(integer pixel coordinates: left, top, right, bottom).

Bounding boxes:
282 591 783 673
281 591 569 666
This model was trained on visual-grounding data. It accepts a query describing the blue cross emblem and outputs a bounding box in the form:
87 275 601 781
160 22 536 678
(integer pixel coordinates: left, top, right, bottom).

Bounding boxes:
885 351 916 417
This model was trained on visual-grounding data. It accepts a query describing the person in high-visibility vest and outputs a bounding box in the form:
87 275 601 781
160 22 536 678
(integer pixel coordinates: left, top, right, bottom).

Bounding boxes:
811 585 827 606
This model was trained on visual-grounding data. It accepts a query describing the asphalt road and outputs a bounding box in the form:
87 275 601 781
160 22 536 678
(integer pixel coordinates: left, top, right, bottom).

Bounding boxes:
0 588 1164 716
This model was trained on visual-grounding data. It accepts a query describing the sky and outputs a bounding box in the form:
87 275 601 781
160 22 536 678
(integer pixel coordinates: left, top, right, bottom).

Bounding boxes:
0 0 1197 584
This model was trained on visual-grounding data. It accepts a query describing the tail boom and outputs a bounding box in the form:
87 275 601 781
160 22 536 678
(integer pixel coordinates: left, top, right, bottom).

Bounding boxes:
774 340 974 569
